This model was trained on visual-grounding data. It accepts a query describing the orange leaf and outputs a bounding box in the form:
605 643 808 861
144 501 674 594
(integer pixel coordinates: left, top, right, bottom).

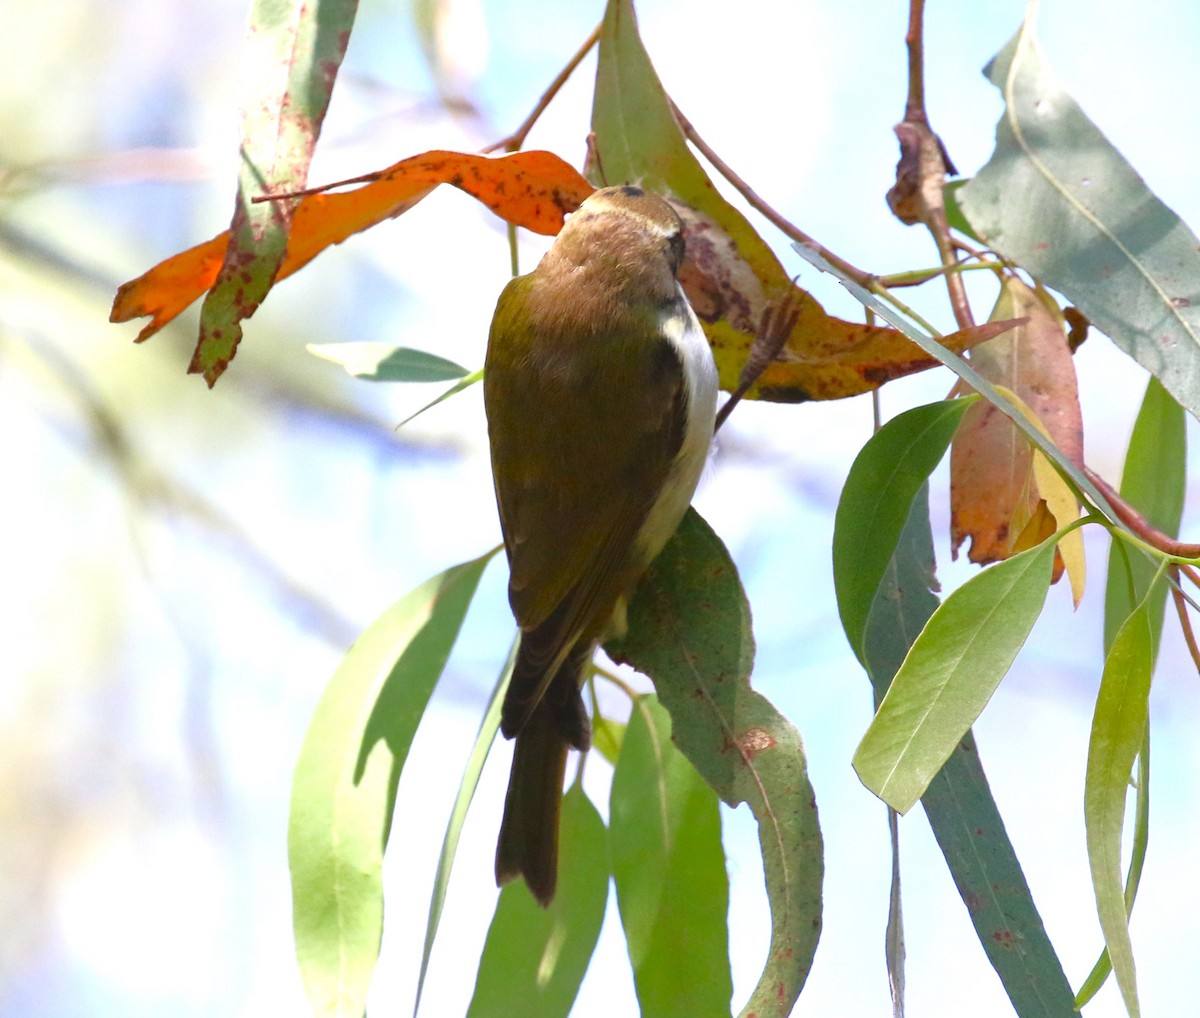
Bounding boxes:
111 149 594 361
951 276 1084 571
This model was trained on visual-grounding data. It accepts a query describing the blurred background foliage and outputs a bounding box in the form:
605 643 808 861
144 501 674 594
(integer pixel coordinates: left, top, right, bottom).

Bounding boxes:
2 1 1198 1015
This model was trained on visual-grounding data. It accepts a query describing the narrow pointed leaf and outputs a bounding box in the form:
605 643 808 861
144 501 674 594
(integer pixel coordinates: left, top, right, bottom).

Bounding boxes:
414 642 513 1017
957 21 1200 417
1085 596 1155 1018
836 398 974 663
1076 728 1150 1009
396 370 485 429
610 694 732 1018
289 552 492 1018
854 538 1056 813
607 509 823 1018
467 783 609 1018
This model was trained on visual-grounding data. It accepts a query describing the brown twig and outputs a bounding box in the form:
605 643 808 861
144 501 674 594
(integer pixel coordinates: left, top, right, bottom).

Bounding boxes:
668 98 876 290
1170 566 1200 677
483 23 602 154
903 0 928 124
887 0 974 330
1084 467 1200 559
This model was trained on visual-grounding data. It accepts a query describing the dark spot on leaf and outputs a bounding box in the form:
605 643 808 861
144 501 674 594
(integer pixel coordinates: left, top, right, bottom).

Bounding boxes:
757 385 811 403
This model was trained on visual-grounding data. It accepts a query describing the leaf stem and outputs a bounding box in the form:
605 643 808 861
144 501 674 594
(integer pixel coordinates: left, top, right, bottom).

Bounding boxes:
592 662 641 701
1085 467 1200 560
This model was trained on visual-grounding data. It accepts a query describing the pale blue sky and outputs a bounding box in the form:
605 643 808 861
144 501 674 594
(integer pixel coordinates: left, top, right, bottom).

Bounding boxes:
2 1 1198 1016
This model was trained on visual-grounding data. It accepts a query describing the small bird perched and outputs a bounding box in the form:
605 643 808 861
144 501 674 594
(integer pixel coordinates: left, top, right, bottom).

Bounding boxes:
484 184 719 905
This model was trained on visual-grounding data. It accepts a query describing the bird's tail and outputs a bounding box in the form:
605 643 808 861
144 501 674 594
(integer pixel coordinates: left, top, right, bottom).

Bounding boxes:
494 645 591 905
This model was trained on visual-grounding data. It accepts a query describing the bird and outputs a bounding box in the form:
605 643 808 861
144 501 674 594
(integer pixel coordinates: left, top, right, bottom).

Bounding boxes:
483 184 718 904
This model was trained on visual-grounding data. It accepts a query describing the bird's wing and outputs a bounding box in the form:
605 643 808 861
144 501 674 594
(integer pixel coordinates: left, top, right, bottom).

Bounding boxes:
484 285 689 724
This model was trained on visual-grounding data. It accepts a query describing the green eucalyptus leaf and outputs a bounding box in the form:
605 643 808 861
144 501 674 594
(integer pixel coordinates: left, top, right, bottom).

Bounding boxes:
854 538 1056 814
289 551 493 1018
607 509 823 1018
957 21 1200 417
1103 377 1186 655
1084 592 1156 1018
836 398 972 664
466 783 609 1018
610 694 732 1018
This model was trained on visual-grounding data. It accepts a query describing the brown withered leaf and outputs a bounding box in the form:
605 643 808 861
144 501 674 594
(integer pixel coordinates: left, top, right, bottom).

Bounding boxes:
951 276 1084 570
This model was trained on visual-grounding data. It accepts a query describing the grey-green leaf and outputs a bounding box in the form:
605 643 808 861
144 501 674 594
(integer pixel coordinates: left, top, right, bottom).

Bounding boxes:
610 695 732 1018
466 782 609 1018
835 398 973 664
194 0 358 385
607 508 823 1018
289 551 492 1018
854 538 1056 814
957 21 1200 417
308 342 471 383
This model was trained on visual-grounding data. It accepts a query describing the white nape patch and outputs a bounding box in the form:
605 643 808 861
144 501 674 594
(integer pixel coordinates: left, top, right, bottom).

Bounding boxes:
634 288 720 561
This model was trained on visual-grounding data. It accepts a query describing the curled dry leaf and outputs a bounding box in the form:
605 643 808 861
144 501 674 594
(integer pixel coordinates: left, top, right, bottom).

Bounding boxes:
111 149 594 347
951 275 1085 594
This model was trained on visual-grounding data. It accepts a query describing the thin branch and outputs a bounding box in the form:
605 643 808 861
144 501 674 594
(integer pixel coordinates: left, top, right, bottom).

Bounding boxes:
888 0 974 330
1170 566 1200 678
1085 467 1200 559
904 0 927 123
668 98 876 289
483 23 602 154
